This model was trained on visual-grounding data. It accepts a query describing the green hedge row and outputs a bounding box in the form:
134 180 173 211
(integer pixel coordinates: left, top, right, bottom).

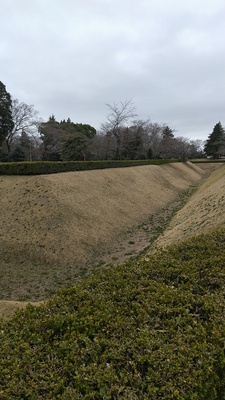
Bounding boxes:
191 159 225 163
1 228 225 399
0 159 179 175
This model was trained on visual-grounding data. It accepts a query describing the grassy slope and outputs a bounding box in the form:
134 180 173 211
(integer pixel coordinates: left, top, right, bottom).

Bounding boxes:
0 228 225 399
154 163 225 249
0 162 204 302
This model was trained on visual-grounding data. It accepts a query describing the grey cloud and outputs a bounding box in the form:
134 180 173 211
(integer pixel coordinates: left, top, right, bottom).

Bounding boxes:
1 0 224 140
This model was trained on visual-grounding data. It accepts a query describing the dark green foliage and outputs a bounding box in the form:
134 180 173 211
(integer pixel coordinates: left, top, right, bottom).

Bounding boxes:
62 133 88 161
69 122 96 139
162 125 174 139
0 81 14 147
1 228 225 398
204 122 225 158
121 128 144 160
9 131 32 162
39 118 96 161
0 159 179 175
192 159 225 164
10 146 26 162
147 147 153 159
46 151 62 161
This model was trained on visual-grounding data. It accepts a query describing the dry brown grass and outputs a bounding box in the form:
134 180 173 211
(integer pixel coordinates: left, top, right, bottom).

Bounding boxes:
153 163 225 249
0 162 205 309
1 161 225 320
0 300 44 320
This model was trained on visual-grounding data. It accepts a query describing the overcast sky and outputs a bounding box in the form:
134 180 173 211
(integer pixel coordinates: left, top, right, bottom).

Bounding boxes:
1 0 224 140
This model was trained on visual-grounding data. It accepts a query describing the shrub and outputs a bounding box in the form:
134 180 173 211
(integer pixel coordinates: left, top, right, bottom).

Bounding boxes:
0 159 179 175
1 228 225 398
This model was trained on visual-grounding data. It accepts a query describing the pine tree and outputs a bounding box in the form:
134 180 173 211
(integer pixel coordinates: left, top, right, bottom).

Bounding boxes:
0 81 14 147
204 122 225 158
162 125 174 139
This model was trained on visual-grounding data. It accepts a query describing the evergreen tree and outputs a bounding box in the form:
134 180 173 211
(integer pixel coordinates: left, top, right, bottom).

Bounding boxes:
10 146 26 162
204 122 225 158
39 118 96 160
62 133 88 161
48 114 56 122
0 81 14 147
162 125 174 139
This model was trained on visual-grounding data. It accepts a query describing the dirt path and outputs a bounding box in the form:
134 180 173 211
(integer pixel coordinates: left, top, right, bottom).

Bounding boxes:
93 183 200 267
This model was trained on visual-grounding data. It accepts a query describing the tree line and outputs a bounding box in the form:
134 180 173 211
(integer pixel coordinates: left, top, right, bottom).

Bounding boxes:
1 81 224 162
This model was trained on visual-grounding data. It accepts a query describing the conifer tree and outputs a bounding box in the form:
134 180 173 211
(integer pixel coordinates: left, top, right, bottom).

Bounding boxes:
204 122 225 158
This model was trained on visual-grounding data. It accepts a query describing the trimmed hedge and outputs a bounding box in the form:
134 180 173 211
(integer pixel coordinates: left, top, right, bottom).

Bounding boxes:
0 159 179 175
191 159 225 164
1 228 225 399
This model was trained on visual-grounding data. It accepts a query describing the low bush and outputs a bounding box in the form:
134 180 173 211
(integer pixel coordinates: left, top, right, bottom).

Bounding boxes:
0 159 179 175
191 159 225 164
1 228 225 399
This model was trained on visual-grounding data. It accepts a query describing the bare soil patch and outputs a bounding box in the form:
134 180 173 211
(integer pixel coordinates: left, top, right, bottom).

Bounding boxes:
0 162 204 305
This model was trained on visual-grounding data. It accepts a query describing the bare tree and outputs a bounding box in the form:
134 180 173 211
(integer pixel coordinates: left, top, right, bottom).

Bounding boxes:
92 132 117 159
5 99 41 155
173 137 190 161
101 100 137 159
143 122 164 158
188 139 205 159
